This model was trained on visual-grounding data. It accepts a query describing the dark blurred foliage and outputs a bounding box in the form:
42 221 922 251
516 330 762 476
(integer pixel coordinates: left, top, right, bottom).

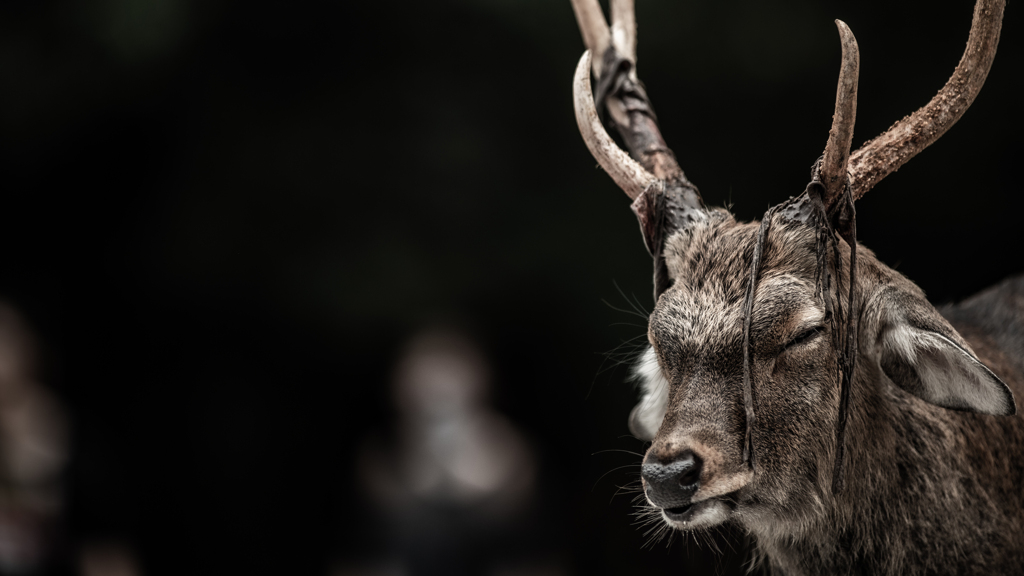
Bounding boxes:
0 0 1020 574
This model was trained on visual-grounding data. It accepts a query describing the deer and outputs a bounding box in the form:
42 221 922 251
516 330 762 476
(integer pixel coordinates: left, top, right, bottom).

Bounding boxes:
568 0 1024 574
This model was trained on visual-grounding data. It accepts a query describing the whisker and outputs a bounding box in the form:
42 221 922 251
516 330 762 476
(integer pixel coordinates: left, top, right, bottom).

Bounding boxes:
612 279 651 319
588 333 650 398
611 481 643 502
591 448 645 457
591 464 641 491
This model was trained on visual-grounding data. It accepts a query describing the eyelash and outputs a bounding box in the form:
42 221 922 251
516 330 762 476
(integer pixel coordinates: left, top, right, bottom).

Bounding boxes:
786 326 823 349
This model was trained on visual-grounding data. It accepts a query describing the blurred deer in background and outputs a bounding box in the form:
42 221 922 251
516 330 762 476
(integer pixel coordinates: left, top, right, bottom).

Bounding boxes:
0 303 68 574
569 0 1024 573
349 328 552 576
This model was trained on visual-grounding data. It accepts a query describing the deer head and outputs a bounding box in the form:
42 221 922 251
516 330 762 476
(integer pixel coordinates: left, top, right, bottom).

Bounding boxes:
569 0 1015 533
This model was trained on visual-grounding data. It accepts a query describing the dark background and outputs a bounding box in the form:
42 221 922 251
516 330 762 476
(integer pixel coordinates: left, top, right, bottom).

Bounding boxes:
2 0 1021 574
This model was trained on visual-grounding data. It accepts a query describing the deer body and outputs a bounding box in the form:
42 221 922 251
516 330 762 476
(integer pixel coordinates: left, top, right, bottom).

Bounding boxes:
567 0 1021 572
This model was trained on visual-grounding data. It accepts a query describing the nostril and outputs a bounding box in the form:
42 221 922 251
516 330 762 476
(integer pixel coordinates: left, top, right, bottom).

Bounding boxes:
676 451 702 488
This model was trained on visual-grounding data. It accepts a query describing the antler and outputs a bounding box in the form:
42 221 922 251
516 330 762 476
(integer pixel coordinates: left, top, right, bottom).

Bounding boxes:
818 21 860 209
570 0 612 78
570 0 707 298
847 0 1005 200
569 0 697 190
573 53 656 200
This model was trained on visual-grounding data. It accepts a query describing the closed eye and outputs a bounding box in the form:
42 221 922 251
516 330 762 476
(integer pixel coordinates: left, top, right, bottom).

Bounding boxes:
785 326 823 350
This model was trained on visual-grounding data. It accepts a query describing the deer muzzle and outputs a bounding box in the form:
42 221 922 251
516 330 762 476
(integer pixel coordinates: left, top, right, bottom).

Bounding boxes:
641 450 701 508
641 430 753 528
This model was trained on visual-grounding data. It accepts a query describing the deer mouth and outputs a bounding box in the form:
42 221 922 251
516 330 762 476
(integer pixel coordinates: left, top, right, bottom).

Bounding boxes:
662 498 716 524
659 492 739 529
663 503 695 521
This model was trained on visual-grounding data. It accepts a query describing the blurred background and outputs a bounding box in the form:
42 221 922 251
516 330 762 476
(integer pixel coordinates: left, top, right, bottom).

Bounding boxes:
1 0 1021 574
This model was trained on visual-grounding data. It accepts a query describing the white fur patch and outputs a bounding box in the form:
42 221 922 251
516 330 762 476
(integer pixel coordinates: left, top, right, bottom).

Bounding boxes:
629 346 670 441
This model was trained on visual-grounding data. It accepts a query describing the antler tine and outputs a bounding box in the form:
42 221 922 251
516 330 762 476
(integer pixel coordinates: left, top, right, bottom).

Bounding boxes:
610 0 637 64
847 0 1005 200
573 51 658 200
819 20 859 210
570 0 612 77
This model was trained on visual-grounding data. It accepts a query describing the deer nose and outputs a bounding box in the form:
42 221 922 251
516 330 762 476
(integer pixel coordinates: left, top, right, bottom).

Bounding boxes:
641 450 703 509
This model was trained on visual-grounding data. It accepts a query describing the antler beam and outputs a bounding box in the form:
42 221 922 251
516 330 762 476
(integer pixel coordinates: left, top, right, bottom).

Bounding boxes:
848 0 1005 199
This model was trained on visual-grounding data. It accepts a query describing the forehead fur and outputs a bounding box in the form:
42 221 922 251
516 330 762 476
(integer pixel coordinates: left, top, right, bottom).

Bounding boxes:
662 211 819 295
650 211 822 350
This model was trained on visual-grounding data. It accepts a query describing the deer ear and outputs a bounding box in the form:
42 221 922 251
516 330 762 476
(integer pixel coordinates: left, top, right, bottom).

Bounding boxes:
873 288 1015 416
629 346 669 441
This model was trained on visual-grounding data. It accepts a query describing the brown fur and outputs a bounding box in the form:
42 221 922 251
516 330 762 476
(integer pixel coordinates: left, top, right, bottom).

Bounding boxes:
640 209 1024 575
